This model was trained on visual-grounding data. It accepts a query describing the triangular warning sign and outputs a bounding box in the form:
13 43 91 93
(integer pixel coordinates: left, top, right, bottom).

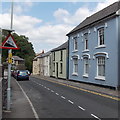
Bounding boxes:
0 34 19 50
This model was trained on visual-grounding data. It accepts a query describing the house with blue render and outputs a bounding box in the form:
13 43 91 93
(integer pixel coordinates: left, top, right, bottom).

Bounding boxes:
67 1 120 88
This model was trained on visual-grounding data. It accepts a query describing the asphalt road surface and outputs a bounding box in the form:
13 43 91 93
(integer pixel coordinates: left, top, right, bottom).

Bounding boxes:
18 76 119 119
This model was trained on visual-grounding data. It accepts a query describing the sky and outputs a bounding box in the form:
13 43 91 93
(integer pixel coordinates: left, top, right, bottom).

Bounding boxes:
0 0 118 54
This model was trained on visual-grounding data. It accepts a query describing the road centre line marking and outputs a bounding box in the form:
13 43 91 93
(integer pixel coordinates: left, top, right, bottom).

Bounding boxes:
47 88 50 90
51 90 54 92
91 114 101 120
61 96 66 99
78 106 85 111
68 100 74 104
56 93 59 95
41 79 120 101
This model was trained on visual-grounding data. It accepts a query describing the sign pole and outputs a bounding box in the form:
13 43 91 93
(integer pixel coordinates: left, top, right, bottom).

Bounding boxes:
7 0 13 111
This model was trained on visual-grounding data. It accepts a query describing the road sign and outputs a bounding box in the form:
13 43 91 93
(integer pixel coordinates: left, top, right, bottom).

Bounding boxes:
8 52 12 64
0 34 19 50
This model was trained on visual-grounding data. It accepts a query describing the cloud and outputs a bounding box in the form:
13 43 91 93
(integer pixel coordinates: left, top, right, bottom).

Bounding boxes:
1 0 118 53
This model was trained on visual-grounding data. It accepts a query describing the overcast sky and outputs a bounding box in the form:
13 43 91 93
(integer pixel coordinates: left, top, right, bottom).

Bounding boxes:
0 0 118 53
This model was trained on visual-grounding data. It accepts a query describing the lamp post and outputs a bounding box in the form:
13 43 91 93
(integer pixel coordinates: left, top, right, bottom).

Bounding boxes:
7 0 14 111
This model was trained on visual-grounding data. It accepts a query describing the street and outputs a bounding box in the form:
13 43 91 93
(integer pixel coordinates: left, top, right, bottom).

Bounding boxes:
17 76 119 119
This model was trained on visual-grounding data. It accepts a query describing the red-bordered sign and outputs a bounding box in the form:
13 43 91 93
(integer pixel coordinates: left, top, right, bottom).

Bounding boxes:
0 34 19 50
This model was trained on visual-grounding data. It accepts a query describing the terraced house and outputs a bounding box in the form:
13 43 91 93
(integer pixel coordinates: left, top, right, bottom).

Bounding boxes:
50 41 68 79
67 1 120 88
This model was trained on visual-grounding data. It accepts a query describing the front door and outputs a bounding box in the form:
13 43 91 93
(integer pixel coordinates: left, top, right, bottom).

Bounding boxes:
56 63 58 78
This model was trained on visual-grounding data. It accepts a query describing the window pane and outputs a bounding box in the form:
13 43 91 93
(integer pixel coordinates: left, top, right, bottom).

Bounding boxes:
73 58 78 73
98 28 104 45
84 58 89 74
97 57 105 77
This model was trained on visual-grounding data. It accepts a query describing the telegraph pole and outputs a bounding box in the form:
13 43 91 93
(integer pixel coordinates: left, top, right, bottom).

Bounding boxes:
7 0 14 111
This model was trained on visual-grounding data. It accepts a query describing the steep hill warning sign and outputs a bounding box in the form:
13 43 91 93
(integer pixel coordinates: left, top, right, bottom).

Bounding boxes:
0 34 19 50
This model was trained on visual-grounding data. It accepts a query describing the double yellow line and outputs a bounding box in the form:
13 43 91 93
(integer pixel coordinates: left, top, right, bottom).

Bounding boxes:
40 77 120 101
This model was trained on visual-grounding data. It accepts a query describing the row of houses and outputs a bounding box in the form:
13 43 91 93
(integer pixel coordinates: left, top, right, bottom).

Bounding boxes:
32 1 120 89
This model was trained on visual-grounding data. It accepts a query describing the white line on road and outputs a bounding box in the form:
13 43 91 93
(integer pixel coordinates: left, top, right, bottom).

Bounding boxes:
68 100 74 104
47 88 50 90
61 96 66 99
44 86 46 88
78 106 85 111
15 80 39 119
51 90 54 92
91 114 101 120
56 93 59 95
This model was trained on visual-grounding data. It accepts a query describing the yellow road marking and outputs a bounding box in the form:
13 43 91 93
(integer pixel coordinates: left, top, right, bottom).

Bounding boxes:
36 76 120 101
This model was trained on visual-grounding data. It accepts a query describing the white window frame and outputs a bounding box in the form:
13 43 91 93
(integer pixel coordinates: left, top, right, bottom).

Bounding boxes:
84 33 89 50
96 56 105 80
74 37 78 51
72 58 78 75
83 57 89 77
98 27 105 47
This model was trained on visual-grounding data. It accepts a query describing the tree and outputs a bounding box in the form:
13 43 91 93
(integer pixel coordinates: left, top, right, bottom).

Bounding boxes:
2 32 35 72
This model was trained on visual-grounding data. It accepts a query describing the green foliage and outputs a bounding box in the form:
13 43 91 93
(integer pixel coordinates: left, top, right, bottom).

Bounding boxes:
2 32 35 72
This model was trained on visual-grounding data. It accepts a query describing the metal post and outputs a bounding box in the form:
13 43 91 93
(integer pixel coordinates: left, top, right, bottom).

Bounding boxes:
7 0 13 111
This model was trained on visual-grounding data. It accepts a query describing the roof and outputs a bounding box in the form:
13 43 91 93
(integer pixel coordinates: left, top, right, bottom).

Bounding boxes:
67 1 120 36
12 56 24 61
38 51 51 58
51 41 68 52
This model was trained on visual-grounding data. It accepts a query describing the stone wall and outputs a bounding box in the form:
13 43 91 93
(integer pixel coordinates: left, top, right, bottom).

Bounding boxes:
0 64 2 119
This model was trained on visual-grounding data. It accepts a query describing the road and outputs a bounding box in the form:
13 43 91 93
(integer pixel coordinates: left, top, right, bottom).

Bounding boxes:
18 76 119 119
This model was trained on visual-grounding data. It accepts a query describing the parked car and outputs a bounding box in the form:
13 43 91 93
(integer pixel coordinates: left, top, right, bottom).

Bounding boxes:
16 70 29 81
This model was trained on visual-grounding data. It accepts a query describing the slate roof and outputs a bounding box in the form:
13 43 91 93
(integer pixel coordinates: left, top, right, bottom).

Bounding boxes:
38 51 51 58
51 41 68 52
67 1 120 36
12 56 24 61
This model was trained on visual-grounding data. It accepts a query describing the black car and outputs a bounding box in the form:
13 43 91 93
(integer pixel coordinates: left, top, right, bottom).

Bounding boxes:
16 70 29 81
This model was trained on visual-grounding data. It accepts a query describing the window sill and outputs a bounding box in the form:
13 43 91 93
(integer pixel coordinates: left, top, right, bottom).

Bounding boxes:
95 76 105 81
72 73 78 76
95 45 106 49
72 50 78 53
83 74 89 78
82 49 89 53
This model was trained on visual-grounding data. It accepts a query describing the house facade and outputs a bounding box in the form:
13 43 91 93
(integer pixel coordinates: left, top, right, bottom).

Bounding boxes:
11 56 25 70
33 56 39 75
67 1 120 88
50 42 68 79
32 51 50 76
37 51 51 76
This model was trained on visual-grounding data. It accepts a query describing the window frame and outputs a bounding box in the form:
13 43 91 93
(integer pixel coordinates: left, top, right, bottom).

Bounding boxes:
83 57 89 77
73 58 78 75
84 33 89 50
98 27 105 46
73 37 78 51
96 56 105 80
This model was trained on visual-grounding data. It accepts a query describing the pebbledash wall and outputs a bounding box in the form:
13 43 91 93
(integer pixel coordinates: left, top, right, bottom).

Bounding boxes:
67 2 120 88
118 13 120 87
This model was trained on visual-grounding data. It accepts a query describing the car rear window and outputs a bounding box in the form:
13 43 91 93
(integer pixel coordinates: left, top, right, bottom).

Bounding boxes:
19 71 28 75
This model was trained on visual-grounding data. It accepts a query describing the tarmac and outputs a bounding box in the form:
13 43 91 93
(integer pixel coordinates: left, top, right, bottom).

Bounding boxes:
2 75 120 119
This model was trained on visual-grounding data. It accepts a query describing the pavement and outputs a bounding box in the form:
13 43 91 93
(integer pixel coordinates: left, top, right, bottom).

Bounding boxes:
2 75 120 119
2 77 36 119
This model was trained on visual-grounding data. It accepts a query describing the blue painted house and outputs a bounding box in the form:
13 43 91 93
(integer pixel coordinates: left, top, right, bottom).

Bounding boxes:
67 1 120 88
